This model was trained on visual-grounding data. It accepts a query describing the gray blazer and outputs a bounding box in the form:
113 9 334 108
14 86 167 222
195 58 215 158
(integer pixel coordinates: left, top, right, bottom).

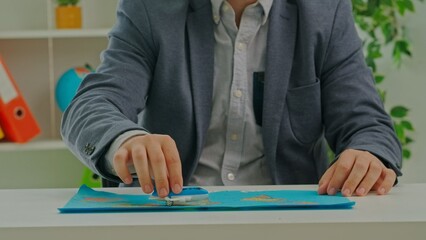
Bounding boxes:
61 0 402 185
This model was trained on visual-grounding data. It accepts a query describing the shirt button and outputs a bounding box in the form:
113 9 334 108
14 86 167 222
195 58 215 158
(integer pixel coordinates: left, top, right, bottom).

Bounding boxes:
237 42 246 50
227 173 235 181
231 134 238 141
233 90 243 98
223 4 229 11
213 15 220 22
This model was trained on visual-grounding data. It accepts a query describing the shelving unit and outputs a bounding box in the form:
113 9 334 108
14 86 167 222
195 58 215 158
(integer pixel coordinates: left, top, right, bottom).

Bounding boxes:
0 0 118 144
0 0 119 188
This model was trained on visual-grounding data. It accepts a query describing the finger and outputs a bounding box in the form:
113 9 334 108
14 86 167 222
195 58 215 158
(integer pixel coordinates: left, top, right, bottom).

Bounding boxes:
341 158 369 197
113 148 133 184
161 136 183 194
146 144 169 198
371 161 387 191
131 146 153 194
376 169 396 195
372 175 384 191
318 164 336 195
354 160 382 196
327 151 356 195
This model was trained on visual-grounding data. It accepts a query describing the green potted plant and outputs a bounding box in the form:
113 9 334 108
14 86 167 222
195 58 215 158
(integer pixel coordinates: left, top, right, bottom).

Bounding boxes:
55 0 82 29
352 0 424 160
326 0 422 162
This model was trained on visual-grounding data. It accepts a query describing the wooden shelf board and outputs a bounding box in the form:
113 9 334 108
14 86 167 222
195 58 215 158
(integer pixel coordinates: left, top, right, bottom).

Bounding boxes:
0 29 110 39
0 140 68 152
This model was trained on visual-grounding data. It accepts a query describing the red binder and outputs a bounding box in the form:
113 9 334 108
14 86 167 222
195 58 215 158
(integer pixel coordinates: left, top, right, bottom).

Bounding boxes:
0 56 41 143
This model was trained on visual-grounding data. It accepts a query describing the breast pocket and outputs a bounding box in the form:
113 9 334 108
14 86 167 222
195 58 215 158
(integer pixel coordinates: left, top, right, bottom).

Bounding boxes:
286 78 323 144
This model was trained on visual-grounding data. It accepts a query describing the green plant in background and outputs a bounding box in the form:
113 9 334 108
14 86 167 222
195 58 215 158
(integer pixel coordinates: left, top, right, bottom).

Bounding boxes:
56 0 80 6
352 0 424 160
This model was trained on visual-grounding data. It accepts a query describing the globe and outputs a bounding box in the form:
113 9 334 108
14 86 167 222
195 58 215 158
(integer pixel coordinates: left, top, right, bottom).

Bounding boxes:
55 66 92 112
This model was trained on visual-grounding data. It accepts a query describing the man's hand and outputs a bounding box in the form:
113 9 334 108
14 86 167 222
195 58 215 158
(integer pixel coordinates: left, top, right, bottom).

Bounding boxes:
113 134 183 198
318 149 396 197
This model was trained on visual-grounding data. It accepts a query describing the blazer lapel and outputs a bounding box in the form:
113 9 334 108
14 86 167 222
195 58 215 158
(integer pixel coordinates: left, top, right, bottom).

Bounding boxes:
187 0 215 160
263 0 298 178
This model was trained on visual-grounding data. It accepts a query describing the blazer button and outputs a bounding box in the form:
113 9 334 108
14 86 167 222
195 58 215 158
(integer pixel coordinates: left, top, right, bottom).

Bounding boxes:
84 143 96 155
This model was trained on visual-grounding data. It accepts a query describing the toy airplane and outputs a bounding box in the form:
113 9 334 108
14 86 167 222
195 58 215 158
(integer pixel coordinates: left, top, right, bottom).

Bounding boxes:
150 186 209 206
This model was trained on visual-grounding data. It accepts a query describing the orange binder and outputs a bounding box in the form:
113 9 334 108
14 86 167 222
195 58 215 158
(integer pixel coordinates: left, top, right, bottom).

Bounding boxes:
0 125 4 140
0 56 41 143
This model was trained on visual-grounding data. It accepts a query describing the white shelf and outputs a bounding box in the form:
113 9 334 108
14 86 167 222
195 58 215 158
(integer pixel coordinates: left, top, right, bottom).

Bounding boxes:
0 140 68 152
0 29 110 39
0 0 117 154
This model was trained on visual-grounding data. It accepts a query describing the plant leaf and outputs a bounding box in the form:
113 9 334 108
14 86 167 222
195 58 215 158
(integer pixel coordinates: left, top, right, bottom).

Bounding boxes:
402 148 411 159
404 0 415 12
391 106 409 118
394 123 406 143
396 0 408 15
401 120 414 131
375 74 385 84
377 88 387 102
56 0 79 6
368 41 383 59
381 22 396 44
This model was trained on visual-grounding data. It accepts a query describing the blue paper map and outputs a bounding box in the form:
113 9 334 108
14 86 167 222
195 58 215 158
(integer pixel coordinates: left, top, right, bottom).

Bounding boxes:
59 185 355 213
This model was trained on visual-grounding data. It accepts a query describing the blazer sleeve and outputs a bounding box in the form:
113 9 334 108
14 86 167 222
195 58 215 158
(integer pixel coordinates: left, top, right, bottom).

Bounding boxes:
320 0 402 175
61 0 156 182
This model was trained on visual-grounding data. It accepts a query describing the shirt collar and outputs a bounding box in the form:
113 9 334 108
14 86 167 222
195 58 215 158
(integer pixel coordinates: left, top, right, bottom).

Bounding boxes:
211 0 273 25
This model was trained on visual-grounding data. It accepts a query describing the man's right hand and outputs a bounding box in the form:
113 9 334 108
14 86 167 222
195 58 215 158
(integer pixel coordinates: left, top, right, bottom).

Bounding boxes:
113 134 183 198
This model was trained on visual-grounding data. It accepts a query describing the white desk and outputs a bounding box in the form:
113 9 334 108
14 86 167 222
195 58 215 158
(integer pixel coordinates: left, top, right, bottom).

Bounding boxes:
1 184 425 240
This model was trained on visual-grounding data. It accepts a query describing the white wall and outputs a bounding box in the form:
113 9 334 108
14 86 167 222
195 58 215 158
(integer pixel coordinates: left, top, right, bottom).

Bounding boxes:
379 2 426 183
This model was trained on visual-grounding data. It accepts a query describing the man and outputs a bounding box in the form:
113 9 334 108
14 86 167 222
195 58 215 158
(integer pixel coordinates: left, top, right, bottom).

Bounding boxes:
61 0 402 199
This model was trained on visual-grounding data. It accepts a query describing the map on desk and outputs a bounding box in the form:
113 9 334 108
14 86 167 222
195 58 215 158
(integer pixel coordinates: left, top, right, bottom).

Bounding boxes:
58 185 355 213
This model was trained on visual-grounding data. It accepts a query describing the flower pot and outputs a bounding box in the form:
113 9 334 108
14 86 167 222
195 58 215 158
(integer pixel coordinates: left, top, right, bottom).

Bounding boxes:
56 6 82 29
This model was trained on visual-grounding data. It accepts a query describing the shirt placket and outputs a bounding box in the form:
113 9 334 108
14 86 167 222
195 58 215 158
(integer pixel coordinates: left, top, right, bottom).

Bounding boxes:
221 4 263 185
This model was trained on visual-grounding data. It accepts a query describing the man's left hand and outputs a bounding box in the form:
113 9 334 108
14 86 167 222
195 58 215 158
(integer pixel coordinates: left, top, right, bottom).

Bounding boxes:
318 149 396 197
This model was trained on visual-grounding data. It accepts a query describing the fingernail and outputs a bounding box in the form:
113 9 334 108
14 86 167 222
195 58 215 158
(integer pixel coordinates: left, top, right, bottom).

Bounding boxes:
317 185 325 194
328 188 336 195
343 188 351 196
379 187 385 195
357 187 365 196
160 188 168 197
143 185 152 193
124 177 132 184
173 184 182 193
